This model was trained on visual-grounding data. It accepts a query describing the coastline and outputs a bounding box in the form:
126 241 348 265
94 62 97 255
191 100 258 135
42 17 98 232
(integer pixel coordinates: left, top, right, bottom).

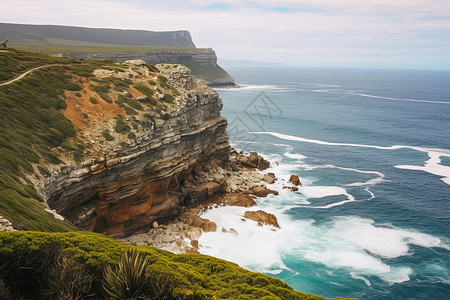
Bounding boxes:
121 149 300 253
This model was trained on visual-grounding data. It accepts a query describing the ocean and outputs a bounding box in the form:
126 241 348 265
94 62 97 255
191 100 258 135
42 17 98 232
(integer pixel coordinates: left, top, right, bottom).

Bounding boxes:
197 67 450 299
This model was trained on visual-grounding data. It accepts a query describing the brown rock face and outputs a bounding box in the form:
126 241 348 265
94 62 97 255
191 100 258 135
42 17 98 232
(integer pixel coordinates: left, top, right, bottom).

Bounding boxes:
289 175 302 186
244 210 279 228
44 66 229 237
247 186 279 197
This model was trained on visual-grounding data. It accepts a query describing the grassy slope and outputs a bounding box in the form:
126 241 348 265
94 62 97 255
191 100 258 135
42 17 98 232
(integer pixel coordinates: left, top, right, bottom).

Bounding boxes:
0 231 356 299
181 59 235 85
11 38 198 56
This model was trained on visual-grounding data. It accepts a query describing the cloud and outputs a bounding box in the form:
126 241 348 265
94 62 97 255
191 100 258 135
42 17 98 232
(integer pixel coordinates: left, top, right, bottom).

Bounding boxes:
1 0 449 69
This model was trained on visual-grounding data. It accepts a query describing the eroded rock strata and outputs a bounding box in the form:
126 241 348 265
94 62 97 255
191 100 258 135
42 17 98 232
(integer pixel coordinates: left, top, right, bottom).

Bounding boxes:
41 64 230 237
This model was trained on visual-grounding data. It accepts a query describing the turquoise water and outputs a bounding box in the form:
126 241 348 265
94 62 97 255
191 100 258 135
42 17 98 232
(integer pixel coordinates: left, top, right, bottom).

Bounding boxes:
197 67 450 299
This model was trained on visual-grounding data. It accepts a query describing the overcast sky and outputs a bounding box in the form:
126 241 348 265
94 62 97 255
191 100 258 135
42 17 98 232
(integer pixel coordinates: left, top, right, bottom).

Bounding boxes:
2 0 450 69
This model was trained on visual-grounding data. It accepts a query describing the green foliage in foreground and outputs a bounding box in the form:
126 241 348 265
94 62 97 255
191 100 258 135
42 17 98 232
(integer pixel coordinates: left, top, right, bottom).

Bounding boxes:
0 231 356 300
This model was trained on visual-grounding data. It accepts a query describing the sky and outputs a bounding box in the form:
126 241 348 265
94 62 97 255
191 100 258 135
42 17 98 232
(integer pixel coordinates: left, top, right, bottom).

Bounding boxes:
1 0 450 70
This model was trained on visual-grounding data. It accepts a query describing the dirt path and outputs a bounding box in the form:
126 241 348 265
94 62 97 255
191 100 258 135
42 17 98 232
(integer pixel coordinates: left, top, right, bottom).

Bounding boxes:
0 64 63 86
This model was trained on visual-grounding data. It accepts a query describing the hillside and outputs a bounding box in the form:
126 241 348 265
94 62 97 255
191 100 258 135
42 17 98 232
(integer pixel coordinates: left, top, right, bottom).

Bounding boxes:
0 22 235 87
0 22 195 48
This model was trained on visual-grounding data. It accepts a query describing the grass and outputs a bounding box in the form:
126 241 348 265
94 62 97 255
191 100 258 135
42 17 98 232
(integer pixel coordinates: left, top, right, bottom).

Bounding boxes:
0 231 355 300
11 40 200 55
0 49 72 83
0 49 134 231
181 59 234 85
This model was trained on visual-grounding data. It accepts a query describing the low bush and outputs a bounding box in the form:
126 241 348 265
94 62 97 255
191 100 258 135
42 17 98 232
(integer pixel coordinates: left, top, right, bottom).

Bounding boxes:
0 232 336 300
101 130 114 141
114 115 131 134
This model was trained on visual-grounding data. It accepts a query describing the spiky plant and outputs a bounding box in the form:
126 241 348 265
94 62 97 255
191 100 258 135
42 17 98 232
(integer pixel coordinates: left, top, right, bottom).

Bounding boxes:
103 249 147 300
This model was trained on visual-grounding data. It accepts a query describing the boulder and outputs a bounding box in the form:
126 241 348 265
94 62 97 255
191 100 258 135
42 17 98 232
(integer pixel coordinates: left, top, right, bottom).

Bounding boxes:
244 210 279 228
289 175 302 186
235 152 270 170
263 173 276 184
182 214 217 233
247 186 279 197
185 227 202 240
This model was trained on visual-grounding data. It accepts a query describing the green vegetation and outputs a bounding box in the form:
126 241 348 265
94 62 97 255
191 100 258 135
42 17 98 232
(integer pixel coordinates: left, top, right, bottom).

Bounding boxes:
0 231 351 300
89 96 98 104
0 49 71 82
181 59 234 86
101 130 115 141
133 83 154 98
145 64 159 72
114 115 131 134
103 249 147 299
0 49 89 231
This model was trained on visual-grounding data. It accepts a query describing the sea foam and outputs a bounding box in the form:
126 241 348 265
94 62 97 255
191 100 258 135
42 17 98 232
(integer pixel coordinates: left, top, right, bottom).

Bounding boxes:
255 131 450 186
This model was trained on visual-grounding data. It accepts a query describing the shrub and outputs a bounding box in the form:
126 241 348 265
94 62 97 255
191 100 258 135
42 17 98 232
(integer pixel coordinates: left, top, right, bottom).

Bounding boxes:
133 84 154 98
160 113 170 121
65 82 83 91
74 92 82 97
89 97 98 104
43 253 95 300
114 116 131 134
145 64 159 72
157 75 168 83
127 132 136 139
90 84 111 94
102 130 114 141
103 250 147 300
162 94 174 103
37 166 51 177
99 94 112 103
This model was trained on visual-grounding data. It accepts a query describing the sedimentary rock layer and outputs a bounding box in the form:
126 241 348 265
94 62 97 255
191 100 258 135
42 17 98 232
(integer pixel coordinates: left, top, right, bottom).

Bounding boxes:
43 65 230 237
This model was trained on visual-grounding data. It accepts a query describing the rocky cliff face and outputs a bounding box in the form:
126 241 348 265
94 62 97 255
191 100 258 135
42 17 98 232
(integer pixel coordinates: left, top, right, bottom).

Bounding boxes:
63 49 217 65
39 63 230 237
61 49 236 87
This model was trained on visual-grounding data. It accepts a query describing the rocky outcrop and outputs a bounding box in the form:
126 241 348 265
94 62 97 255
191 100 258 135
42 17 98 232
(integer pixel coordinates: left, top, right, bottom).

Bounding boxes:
234 151 270 170
244 210 279 228
0 216 16 231
43 65 230 238
289 175 302 186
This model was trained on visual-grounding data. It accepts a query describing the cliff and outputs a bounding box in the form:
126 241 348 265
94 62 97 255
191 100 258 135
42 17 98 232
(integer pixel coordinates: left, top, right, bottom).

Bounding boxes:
0 22 196 48
60 48 236 87
0 49 229 236
43 63 230 237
